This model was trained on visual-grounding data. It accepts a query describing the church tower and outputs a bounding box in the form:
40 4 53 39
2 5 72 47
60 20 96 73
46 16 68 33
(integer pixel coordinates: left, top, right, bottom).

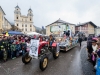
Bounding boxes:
27 8 33 22
14 5 21 23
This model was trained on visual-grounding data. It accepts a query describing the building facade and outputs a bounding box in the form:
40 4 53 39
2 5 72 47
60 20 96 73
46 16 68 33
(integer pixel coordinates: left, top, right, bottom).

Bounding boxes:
46 19 76 36
14 5 35 33
0 6 11 33
95 27 100 36
75 21 97 37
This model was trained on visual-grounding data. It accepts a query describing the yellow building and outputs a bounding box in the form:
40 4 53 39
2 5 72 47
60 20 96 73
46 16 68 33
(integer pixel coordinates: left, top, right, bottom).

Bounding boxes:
0 6 5 32
46 19 76 36
14 5 36 34
0 6 11 33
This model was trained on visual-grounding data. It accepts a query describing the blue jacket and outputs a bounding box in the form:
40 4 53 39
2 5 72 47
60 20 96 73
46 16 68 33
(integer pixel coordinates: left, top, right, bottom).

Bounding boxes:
96 58 100 75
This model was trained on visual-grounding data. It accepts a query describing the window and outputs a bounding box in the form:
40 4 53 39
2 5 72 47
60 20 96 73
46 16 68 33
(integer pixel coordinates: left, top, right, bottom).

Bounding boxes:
17 24 18 26
30 29 32 31
25 19 27 21
17 9 18 10
25 25 27 27
22 24 23 27
25 29 27 31
30 25 31 27
30 18 31 21
17 17 18 19
22 19 23 21
22 29 24 31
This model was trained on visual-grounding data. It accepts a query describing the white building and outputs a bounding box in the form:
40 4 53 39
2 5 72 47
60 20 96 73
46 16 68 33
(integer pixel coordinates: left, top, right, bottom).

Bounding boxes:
14 5 35 34
46 19 76 36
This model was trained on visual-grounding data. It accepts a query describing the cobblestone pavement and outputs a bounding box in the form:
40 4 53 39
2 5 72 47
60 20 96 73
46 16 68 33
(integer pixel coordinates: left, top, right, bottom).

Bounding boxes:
80 41 95 75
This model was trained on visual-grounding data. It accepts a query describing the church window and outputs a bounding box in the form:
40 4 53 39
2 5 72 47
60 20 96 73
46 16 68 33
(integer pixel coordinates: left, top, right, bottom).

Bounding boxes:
30 25 31 27
30 29 32 31
22 24 23 27
25 28 27 31
25 25 27 27
17 17 18 19
17 24 18 26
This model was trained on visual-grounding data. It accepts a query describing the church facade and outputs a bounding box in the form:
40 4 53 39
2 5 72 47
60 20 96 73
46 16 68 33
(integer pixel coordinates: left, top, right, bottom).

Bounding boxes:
14 5 35 33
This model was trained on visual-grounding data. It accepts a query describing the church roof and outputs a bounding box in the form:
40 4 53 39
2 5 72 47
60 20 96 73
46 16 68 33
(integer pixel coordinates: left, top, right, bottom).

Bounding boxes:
0 6 6 15
28 8 32 11
15 5 20 9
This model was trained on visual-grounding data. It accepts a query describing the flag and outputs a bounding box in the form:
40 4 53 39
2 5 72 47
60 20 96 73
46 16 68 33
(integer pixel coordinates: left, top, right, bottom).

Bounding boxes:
42 26 44 30
5 32 9 36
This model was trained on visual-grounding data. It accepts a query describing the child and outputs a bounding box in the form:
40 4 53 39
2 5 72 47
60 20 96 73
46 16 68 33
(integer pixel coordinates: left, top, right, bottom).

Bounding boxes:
10 41 16 59
91 39 98 66
15 41 21 57
21 39 26 55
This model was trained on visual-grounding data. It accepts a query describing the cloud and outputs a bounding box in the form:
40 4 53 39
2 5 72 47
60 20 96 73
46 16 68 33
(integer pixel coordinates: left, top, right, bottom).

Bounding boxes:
0 0 100 27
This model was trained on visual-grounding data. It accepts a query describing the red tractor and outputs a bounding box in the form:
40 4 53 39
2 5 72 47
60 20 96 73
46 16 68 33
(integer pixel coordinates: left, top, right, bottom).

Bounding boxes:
22 40 60 71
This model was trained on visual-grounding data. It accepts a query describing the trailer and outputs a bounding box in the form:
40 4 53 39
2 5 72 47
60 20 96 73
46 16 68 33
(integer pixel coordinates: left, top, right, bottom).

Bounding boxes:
60 37 78 51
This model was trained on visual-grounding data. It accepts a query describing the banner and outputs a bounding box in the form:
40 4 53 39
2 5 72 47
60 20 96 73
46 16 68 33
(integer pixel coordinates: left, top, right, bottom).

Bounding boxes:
29 39 39 57
50 25 67 32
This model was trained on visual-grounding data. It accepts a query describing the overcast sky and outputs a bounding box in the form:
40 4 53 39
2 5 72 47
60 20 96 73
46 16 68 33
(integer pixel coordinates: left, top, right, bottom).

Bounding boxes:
0 0 100 28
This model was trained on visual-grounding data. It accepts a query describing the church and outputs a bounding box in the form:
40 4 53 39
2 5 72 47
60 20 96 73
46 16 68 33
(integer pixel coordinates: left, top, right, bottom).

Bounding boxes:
14 5 36 33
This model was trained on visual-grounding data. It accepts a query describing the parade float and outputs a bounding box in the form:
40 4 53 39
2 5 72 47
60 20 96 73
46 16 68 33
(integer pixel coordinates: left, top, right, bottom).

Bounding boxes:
50 24 78 52
22 39 60 71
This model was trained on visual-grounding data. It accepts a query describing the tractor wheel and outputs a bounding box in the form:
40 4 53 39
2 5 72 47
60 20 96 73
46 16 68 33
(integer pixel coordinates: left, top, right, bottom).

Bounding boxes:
22 52 32 64
40 55 48 71
53 44 60 59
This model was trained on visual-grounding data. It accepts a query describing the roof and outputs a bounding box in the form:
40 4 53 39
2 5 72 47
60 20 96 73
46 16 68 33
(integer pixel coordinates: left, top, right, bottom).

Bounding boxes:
76 21 97 28
4 17 11 25
46 19 75 27
0 6 6 15
15 5 20 9
28 8 32 11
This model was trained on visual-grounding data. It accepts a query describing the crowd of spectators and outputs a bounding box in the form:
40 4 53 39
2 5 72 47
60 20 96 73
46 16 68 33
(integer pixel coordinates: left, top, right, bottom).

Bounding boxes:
0 34 48 62
87 35 100 75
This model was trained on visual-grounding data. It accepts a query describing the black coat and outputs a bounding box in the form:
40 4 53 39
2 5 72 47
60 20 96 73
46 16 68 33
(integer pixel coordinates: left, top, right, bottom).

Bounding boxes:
87 43 93 54
78 38 82 42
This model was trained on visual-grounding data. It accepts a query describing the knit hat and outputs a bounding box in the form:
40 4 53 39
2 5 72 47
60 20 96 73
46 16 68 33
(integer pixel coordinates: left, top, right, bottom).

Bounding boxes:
91 39 97 43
